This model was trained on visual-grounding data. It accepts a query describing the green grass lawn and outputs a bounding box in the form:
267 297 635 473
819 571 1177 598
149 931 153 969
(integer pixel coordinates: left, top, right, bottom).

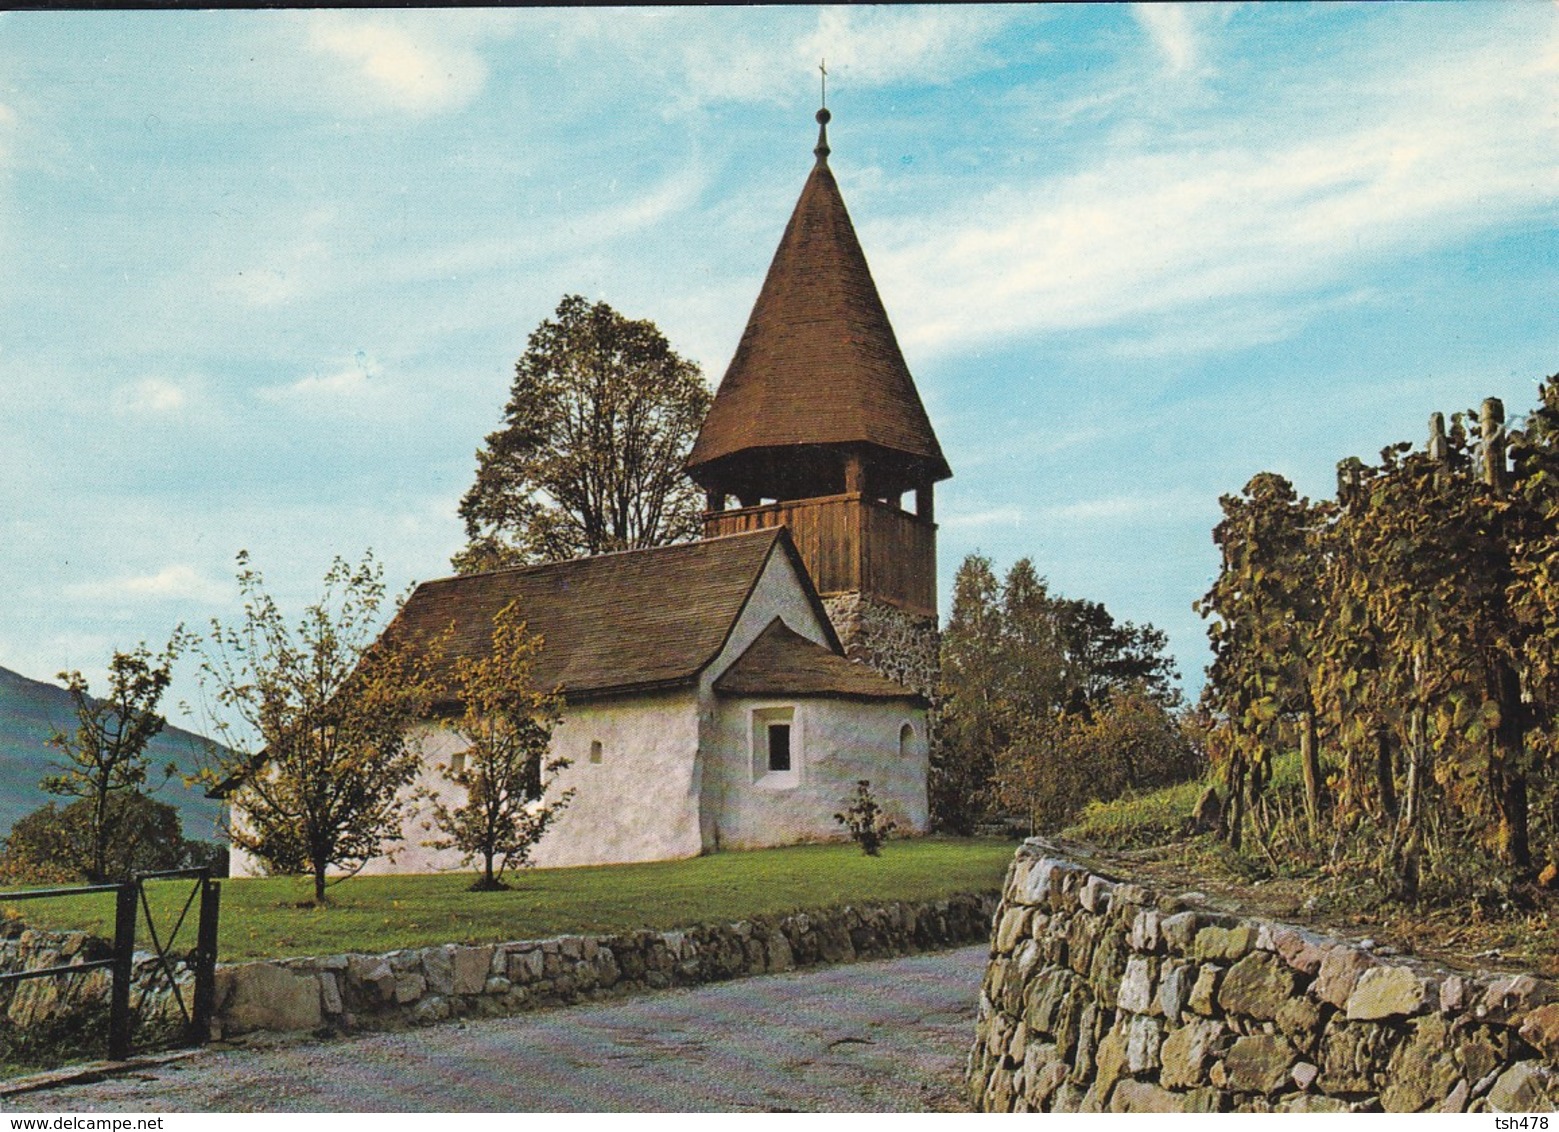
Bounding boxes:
5 837 1016 963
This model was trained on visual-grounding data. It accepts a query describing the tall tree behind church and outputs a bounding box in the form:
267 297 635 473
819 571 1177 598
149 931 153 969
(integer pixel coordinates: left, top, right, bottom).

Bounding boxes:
455 295 712 572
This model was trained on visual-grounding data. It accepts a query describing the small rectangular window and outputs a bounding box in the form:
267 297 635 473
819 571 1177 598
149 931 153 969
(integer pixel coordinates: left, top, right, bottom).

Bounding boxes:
767 723 791 773
589 740 603 765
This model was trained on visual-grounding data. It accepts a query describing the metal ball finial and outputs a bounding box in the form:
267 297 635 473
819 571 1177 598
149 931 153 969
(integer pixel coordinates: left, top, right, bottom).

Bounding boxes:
816 108 831 126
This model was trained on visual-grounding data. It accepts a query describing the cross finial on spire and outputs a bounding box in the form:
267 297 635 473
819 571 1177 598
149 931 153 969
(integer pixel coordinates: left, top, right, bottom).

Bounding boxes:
814 60 832 164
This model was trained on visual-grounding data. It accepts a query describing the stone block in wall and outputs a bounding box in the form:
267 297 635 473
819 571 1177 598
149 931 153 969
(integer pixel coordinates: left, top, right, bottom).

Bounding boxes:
1318 1020 1398 1095
1346 964 1430 1020
1481 974 1558 1023
1272 926 1327 975
218 962 323 1036
995 907 1031 952
1519 1003 1559 1062
1216 1032 1298 1095
1090 1022 1131 1107
1066 915 1096 976
422 946 455 996
1313 945 1376 1008
1274 994 1324 1053
451 946 493 996
318 971 343 1016
1157 960 1193 1020
1024 1046 1068 1110
1110 1079 1221 1113
1087 929 1128 1006
1079 875 1114 915
1160 910 1199 954
1188 964 1223 1015
1129 909 1161 953
1380 1015 1459 1112
1067 1002 1101 1085
346 955 397 1007
394 972 426 1005
1489 1062 1557 1113
1218 951 1304 1021
1193 924 1257 962
1025 968 1083 1037
1117 955 1157 1014
1161 1019 1227 1088
507 947 544 984
1123 1014 1163 1074
1279 1094 1351 1113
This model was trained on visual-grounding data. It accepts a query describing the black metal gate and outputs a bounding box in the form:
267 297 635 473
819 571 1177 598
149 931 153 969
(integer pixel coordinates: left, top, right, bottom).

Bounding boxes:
0 867 220 1061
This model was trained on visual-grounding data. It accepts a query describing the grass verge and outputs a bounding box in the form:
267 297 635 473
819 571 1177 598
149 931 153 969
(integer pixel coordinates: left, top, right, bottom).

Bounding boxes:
5 837 1016 963
1063 777 1207 849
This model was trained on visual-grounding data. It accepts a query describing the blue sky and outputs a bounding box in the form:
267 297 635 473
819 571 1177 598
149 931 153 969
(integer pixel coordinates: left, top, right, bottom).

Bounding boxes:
1 4 1556 720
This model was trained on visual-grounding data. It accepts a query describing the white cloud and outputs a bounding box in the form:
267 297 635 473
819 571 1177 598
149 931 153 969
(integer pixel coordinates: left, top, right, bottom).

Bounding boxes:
1041 490 1214 525
546 7 1020 110
113 377 188 416
258 352 383 410
797 7 1015 90
306 13 493 116
942 505 1026 531
876 18 1559 359
66 564 229 605
1133 5 1198 76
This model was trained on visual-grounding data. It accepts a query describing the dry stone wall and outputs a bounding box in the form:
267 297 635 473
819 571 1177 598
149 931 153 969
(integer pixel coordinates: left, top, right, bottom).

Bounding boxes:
0 921 197 1061
213 892 997 1040
970 838 1559 1113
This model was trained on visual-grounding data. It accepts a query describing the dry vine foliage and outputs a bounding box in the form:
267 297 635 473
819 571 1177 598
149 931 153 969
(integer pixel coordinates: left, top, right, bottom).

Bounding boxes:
1197 372 1559 908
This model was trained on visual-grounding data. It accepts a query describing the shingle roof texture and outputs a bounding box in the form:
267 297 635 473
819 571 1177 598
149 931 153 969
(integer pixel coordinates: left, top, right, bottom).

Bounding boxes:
687 145 950 482
713 618 922 701
390 530 785 700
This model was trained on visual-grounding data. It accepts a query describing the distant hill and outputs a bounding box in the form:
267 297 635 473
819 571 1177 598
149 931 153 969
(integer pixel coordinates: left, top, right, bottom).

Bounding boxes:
0 664 225 840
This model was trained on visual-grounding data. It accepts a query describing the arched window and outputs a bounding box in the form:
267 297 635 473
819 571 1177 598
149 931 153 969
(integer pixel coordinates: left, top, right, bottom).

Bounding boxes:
899 723 914 760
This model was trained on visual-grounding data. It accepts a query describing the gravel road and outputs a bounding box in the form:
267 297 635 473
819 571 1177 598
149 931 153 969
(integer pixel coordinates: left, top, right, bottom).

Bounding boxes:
3 944 988 1113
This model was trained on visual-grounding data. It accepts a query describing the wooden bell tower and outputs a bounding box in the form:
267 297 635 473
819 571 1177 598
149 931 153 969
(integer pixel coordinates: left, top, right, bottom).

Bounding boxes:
686 107 951 686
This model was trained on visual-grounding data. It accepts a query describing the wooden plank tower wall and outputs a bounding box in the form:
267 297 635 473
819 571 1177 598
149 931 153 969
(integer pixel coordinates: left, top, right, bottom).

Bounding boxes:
686 107 951 699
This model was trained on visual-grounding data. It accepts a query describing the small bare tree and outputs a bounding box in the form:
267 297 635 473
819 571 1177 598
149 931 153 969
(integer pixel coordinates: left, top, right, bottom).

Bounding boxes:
425 601 572 890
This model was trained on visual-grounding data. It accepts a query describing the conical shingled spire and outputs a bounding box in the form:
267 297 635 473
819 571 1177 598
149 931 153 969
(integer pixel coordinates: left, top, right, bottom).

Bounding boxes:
686 110 951 492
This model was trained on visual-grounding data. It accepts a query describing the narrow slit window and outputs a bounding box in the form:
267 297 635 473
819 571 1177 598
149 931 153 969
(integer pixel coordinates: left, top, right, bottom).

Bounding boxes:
767 723 792 773
589 740 603 765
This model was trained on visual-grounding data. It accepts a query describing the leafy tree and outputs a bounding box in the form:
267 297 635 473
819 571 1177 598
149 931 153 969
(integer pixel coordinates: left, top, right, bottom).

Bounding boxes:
1054 597 1179 717
0 795 190 884
424 601 572 890
933 555 1010 834
44 634 188 882
938 553 1186 834
993 686 1198 834
197 551 438 904
454 295 712 572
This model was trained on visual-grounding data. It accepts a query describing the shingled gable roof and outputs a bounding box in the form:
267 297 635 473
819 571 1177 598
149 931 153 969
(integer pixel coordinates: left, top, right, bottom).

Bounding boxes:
387 528 840 704
686 111 951 483
714 618 922 702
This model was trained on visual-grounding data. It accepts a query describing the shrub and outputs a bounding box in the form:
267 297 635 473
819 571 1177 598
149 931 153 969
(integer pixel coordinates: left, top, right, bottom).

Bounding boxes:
834 780 897 856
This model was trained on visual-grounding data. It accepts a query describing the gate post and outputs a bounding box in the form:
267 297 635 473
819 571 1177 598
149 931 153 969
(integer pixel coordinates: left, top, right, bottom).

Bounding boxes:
108 881 138 1060
192 874 221 1043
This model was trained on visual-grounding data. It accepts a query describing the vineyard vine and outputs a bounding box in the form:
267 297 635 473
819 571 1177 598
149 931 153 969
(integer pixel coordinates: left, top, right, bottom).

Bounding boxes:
1197 373 1559 907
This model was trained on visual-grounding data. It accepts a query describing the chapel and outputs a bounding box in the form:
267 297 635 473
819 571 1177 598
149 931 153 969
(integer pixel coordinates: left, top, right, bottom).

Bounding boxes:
228 107 952 874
